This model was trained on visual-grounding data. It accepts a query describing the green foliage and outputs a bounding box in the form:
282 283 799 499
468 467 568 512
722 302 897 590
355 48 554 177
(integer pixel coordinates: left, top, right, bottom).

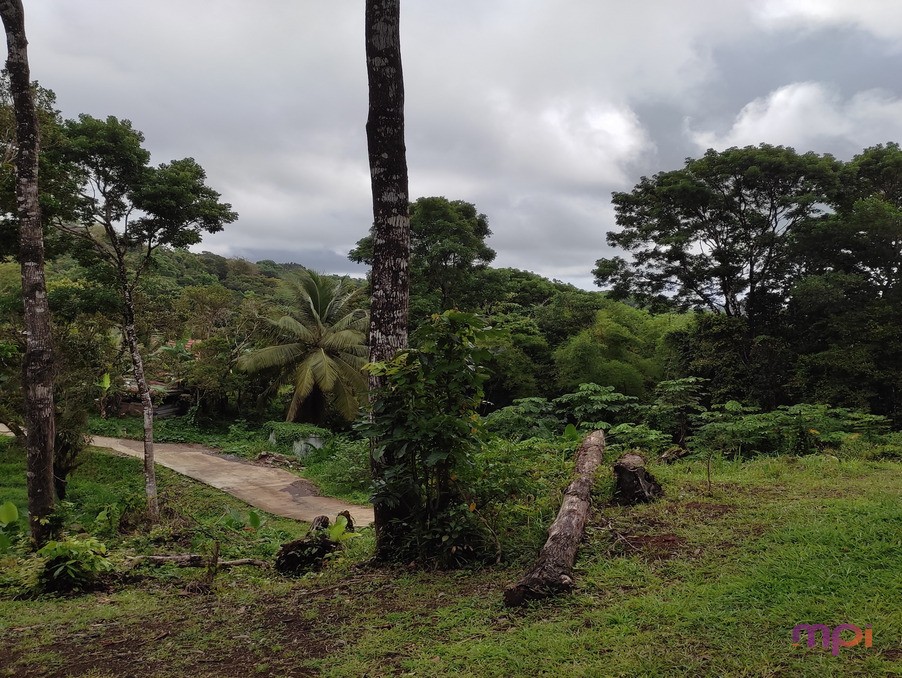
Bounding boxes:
262 421 331 453
0 500 19 553
553 300 687 397
606 423 671 456
479 316 547 407
465 437 577 562
596 144 839 318
36 536 113 593
58 114 236 252
648 377 708 446
664 313 793 408
325 514 359 544
362 310 495 566
301 437 371 503
552 383 637 429
837 431 902 461
351 196 495 318
482 397 561 440
219 508 265 532
692 402 889 458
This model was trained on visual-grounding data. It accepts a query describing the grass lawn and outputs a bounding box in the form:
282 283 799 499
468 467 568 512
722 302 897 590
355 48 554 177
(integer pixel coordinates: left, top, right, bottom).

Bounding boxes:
1 438 900 677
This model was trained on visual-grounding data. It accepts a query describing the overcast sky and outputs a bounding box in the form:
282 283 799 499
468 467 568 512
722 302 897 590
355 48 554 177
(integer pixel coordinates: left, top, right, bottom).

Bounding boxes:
23 1 902 288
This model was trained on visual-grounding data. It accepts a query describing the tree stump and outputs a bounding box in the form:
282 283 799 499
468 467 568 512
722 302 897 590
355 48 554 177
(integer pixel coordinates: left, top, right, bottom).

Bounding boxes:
613 453 663 505
338 510 354 532
503 430 605 607
309 515 330 531
274 515 336 575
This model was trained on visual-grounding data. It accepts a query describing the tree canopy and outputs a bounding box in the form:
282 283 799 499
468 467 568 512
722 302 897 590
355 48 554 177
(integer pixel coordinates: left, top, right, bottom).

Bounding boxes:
351 196 495 317
594 144 839 325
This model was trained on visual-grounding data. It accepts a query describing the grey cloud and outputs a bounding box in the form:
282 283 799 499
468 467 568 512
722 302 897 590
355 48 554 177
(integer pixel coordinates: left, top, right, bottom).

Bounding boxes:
21 2 902 290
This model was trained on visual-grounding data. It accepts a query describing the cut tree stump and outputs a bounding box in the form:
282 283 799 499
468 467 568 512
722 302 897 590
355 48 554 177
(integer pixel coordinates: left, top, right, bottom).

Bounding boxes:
503 430 605 607
274 513 344 575
613 453 663 505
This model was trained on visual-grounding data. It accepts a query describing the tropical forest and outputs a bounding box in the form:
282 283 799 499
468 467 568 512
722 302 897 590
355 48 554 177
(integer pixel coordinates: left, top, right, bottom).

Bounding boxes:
0 2 900 677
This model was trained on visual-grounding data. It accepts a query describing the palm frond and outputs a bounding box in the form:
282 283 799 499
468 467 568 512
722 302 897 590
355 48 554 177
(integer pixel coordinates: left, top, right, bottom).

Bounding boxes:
330 308 369 333
320 328 368 354
286 362 316 421
237 343 306 372
331 353 369 392
250 269 369 422
328 374 360 420
266 315 318 343
309 349 339 393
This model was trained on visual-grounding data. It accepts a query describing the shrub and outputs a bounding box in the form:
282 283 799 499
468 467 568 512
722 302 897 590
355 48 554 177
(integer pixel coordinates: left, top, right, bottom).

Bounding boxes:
606 423 671 456
838 431 902 461
262 421 331 456
361 310 494 567
0 500 20 554
302 436 371 502
552 383 638 429
466 437 577 562
37 536 113 593
692 402 889 458
483 397 561 440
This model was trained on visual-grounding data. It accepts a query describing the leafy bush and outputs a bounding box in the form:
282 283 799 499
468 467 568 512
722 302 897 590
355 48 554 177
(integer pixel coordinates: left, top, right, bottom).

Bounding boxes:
302 436 371 503
37 536 113 593
361 310 495 567
552 383 638 429
837 431 902 461
483 397 561 440
262 421 331 455
466 437 577 562
0 500 20 553
692 402 889 458
606 423 671 456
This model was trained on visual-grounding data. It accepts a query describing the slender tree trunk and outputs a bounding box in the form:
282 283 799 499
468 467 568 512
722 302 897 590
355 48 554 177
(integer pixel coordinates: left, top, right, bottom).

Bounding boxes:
0 0 56 547
365 0 411 559
121 278 158 521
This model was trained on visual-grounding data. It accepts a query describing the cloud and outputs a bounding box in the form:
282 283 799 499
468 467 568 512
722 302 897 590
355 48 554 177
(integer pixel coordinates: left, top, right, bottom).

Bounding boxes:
688 82 902 154
19 2 902 288
756 0 902 43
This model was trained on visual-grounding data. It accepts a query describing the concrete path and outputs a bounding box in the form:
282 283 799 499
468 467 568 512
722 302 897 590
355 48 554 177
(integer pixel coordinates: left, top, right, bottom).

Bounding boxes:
91 436 374 526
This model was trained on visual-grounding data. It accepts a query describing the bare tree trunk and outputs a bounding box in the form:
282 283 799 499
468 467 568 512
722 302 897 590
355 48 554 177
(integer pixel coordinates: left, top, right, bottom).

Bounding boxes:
0 0 56 547
504 431 605 607
121 278 158 521
364 0 411 559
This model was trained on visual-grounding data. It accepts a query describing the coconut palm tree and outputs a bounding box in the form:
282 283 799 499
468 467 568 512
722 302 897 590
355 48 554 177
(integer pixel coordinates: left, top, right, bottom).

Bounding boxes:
238 270 368 425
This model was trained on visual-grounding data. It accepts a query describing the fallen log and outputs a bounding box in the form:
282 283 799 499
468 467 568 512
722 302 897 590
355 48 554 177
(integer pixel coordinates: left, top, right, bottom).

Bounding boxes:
612 453 663 505
127 555 267 569
503 430 605 607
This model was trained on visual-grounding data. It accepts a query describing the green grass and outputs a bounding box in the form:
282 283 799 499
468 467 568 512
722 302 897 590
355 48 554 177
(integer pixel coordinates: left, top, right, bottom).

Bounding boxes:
1 437 900 677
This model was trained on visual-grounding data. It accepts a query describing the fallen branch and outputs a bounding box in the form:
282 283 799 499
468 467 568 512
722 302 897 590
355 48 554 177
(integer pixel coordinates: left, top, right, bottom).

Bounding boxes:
127 555 267 569
503 430 605 607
